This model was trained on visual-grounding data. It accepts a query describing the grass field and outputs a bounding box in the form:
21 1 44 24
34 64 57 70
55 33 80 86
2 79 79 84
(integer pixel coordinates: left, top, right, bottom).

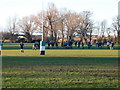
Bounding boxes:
2 43 119 88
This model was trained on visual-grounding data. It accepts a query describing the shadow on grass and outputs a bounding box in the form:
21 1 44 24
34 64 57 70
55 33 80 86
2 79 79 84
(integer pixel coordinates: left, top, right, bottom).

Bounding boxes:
2 56 118 65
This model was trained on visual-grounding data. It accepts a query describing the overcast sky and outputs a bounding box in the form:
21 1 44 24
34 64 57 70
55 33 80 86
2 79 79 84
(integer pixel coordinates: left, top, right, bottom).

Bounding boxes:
0 0 119 30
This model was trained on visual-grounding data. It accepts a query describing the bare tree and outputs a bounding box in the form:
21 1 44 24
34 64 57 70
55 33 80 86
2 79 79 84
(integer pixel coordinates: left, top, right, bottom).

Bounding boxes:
45 3 57 40
18 15 37 42
106 28 111 37
36 4 65 42
95 22 101 36
7 16 18 42
76 11 93 42
88 23 94 42
64 11 80 41
100 20 107 40
112 16 120 43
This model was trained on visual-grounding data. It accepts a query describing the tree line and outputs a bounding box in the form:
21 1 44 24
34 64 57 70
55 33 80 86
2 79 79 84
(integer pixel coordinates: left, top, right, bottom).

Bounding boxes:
2 3 120 43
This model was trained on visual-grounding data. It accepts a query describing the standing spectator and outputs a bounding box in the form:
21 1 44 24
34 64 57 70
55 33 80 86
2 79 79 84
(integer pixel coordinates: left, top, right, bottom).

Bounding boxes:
64 41 68 48
81 42 84 49
69 40 73 48
110 42 114 50
107 41 110 49
74 41 77 47
102 41 104 46
90 42 92 48
51 40 55 48
61 42 64 47
96 41 98 48
78 41 81 48
88 42 91 49
63 41 65 47
99 42 103 48
20 42 24 53
55 41 58 48
48 42 50 49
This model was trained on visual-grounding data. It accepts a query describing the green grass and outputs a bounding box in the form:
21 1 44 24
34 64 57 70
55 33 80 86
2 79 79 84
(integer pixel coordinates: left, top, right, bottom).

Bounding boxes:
2 49 119 57
1 43 119 88
2 49 119 88
2 56 118 88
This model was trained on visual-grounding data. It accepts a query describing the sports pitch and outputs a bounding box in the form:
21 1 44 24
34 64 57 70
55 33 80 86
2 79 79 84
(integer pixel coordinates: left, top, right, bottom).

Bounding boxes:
1 44 119 88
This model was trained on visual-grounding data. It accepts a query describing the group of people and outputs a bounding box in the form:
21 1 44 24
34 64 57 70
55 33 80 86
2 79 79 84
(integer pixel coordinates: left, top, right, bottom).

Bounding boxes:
49 40 115 49
20 41 40 53
96 41 114 49
96 42 104 48
74 41 84 48
19 40 115 53
47 40 58 49
47 40 84 49
106 41 115 50
62 41 73 48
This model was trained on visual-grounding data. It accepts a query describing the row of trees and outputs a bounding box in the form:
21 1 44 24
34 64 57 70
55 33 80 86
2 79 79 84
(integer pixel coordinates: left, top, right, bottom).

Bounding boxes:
2 3 120 43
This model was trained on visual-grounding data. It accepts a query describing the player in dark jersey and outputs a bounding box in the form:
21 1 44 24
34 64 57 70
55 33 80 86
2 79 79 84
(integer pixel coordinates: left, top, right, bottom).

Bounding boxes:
20 42 24 53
